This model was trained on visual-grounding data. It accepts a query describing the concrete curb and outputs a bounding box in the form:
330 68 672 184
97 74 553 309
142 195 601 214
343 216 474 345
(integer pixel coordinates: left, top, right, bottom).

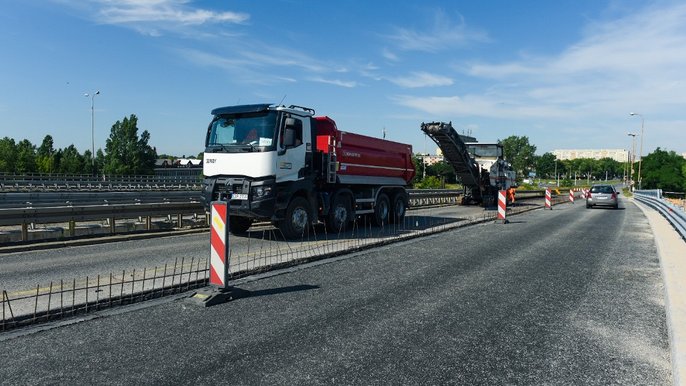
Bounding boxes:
634 198 686 386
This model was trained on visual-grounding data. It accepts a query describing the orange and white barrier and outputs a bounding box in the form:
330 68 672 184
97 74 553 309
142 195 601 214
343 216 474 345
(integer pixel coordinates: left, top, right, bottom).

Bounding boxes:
545 188 552 209
569 189 574 203
210 201 230 288
497 190 508 223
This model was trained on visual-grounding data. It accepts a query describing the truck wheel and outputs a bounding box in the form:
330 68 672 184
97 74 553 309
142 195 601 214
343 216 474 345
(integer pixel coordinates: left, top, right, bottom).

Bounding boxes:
390 194 407 224
278 197 310 239
229 216 252 234
327 194 351 233
373 193 390 226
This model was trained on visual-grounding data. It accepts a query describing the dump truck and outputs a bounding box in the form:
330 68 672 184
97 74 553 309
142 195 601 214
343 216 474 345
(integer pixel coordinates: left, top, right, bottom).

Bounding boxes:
202 104 415 238
421 121 515 206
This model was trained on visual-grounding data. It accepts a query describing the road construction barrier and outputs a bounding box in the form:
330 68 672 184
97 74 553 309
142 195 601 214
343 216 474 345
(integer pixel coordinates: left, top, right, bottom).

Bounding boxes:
569 189 574 203
209 201 230 289
545 188 552 209
497 190 508 223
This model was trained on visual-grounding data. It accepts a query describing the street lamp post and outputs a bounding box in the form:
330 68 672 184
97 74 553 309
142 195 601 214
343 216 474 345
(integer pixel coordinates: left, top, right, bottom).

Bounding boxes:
630 112 644 189
554 159 558 187
85 91 100 172
627 132 638 190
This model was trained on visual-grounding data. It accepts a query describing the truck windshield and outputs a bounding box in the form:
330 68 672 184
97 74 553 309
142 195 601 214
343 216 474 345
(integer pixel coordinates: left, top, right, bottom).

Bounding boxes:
206 111 278 152
467 144 502 158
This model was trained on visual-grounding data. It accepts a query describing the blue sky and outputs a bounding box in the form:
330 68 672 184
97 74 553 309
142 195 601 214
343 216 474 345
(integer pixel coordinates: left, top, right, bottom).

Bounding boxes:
1 0 684 158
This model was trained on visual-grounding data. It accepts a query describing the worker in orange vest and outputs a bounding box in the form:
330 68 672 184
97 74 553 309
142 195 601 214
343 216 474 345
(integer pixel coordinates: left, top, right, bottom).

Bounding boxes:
507 187 516 205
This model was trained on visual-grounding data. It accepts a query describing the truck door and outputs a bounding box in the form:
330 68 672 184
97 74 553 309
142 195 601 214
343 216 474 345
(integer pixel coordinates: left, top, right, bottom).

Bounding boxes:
276 115 308 183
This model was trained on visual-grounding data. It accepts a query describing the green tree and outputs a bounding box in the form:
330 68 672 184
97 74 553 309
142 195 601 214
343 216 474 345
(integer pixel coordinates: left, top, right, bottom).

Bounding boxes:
103 114 157 175
597 157 621 181
411 154 423 185
15 139 37 173
426 160 456 183
639 148 686 191
0 137 17 173
36 135 57 173
535 152 557 179
415 175 442 189
501 136 537 180
95 149 106 176
59 145 84 174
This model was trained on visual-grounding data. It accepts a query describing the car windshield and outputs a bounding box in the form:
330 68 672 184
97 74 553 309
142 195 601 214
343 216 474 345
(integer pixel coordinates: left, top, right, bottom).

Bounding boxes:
206 111 278 151
591 185 614 194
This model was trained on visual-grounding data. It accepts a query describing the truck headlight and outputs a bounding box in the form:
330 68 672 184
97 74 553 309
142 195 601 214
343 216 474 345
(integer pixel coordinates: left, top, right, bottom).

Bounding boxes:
252 185 273 198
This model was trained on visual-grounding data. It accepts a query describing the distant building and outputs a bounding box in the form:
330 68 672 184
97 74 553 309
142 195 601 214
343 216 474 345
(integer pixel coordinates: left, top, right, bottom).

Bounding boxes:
176 158 202 168
552 149 629 163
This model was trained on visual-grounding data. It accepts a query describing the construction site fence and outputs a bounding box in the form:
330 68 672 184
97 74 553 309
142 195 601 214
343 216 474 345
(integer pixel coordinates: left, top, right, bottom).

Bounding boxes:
2 198 561 332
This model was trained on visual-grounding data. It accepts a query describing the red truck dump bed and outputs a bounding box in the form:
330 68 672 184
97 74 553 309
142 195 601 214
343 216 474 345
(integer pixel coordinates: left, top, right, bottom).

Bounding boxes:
314 116 415 184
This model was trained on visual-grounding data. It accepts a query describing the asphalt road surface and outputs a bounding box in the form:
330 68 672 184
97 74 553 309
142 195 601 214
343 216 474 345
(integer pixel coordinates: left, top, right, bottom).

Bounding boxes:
0 198 672 384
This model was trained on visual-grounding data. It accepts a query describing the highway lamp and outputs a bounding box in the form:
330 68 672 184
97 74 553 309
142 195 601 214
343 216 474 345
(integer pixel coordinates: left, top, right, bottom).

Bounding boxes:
629 112 644 189
85 91 100 172
627 132 638 191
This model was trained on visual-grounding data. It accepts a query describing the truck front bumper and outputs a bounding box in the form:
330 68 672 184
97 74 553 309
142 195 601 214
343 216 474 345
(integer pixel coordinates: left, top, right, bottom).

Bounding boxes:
202 176 276 220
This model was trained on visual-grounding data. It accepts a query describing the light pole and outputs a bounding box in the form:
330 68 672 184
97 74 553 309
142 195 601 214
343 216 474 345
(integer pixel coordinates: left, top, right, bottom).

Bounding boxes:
627 132 637 190
554 159 558 187
630 112 644 189
85 91 100 171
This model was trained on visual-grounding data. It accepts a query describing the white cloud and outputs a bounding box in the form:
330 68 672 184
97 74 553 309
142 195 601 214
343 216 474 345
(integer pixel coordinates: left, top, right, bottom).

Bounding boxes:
392 95 571 119
389 72 453 88
462 2 686 115
386 9 490 53
382 48 399 62
58 0 248 36
310 77 358 88
97 0 248 25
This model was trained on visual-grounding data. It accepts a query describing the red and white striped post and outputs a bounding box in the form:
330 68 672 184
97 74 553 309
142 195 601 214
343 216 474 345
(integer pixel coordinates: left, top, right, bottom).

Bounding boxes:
545 188 552 210
497 190 508 223
569 189 574 203
190 195 239 307
210 201 230 289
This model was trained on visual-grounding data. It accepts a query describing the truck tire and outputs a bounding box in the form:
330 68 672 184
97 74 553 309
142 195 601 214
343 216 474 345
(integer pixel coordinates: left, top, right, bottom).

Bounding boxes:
229 216 252 234
278 196 311 239
327 194 351 233
390 193 407 224
373 193 390 227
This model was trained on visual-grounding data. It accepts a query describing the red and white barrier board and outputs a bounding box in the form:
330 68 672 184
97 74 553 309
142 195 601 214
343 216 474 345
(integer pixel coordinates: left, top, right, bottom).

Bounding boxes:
210 201 230 288
545 188 552 209
569 189 574 203
497 190 507 223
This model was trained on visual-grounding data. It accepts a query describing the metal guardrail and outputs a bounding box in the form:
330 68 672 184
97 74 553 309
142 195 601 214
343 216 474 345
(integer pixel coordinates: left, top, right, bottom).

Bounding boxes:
0 191 200 209
0 189 549 228
634 190 686 239
0 189 551 244
0 173 202 192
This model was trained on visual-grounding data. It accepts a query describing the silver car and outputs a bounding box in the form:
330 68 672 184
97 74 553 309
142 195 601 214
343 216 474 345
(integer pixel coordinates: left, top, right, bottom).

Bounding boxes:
586 184 619 209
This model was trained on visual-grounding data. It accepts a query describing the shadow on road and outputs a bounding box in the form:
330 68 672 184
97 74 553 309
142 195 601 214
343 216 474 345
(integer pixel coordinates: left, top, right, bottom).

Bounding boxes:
232 284 320 300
